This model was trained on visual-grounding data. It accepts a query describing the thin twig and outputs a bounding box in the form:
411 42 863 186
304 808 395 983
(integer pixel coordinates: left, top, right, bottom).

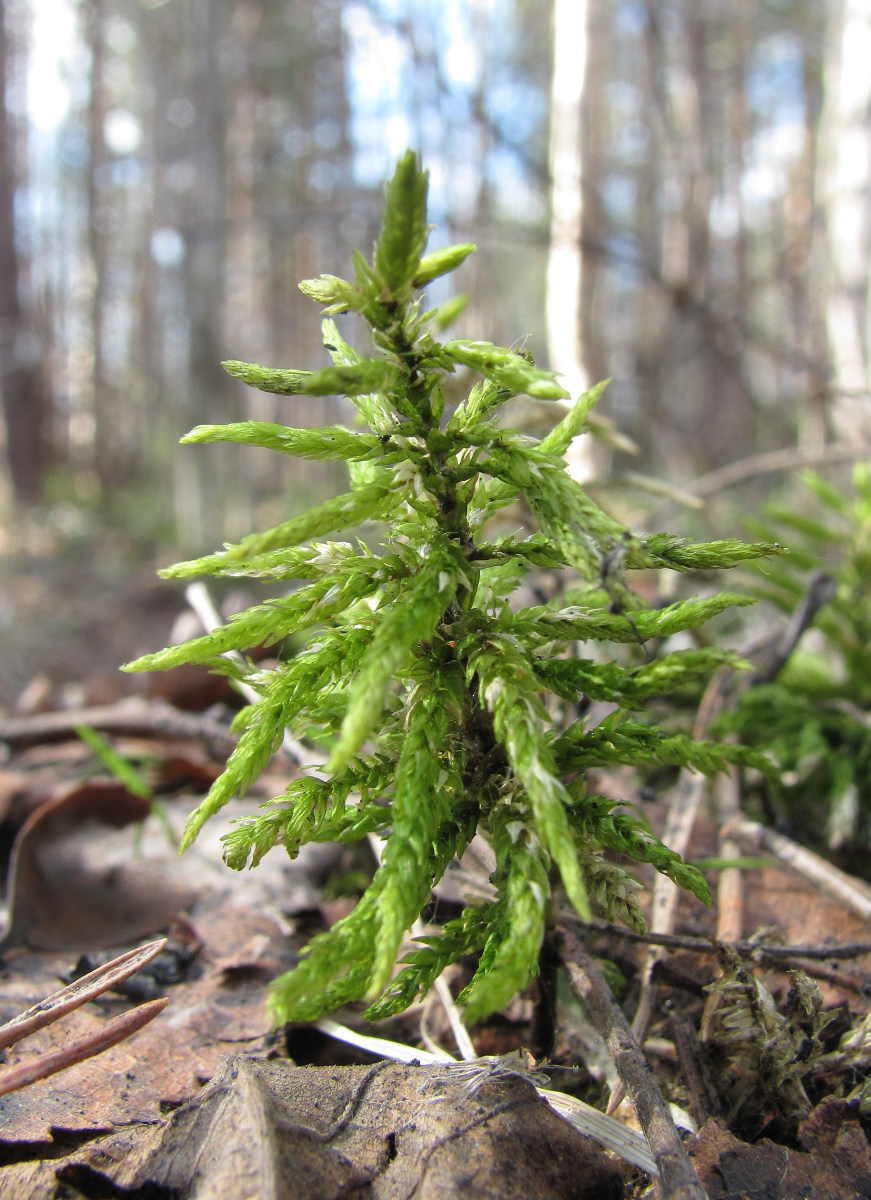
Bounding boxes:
713 573 837 1055
629 770 710 1051
571 917 871 961
749 571 837 685
555 923 706 1199
621 568 839 1107
620 668 732 1110
432 971 477 1061
668 1011 722 1127
679 441 871 500
715 766 744 944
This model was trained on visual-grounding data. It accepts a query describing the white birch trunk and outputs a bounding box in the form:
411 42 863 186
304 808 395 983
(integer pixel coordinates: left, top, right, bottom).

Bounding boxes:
546 0 593 480
820 0 871 439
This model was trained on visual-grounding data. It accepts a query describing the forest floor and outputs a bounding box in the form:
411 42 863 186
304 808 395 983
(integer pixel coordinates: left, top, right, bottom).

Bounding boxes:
0 534 870 1198
0 528 184 712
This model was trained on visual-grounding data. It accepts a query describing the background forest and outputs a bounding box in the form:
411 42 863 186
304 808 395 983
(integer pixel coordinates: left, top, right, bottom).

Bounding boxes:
1 0 871 699
3 9 871 1188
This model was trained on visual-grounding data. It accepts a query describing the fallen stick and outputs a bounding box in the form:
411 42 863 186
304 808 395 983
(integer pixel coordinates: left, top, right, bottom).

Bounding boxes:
555 923 706 1200
0 696 237 758
715 766 744 944
680 442 871 500
623 669 731 1105
723 814 871 923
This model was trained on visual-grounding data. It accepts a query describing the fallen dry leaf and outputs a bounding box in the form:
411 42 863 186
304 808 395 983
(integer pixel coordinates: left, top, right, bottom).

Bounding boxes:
0 1054 625 1200
687 1101 871 1200
0 891 298 1142
0 780 196 954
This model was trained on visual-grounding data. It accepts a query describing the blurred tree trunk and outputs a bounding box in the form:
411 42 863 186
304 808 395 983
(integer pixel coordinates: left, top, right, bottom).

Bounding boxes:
797 13 829 451
0 0 51 505
634 0 756 478
175 0 234 549
546 0 593 480
819 0 871 442
227 0 355 527
82 0 114 492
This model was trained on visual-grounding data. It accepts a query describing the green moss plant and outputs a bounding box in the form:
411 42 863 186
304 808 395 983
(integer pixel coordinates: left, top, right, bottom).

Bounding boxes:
724 466 871 855
125 152 780 1025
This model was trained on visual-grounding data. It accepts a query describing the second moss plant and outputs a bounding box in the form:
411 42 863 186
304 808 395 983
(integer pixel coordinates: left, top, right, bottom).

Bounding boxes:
126 152 778 1023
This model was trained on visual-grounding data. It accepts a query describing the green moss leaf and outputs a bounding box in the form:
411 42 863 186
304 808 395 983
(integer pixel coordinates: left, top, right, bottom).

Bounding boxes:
365 904 492 1021
463 627 591 919
368 661 465 994
458 803 549 1022
520 592 756 644
157 482 396 577
223 357 400 398
327 541 464 771
298 273 365 315
413 242 476 288
124 564 386 673
637 534 785 571
445 339 570 399
182 421 383 462
373 150 431 298
538 379 610 455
